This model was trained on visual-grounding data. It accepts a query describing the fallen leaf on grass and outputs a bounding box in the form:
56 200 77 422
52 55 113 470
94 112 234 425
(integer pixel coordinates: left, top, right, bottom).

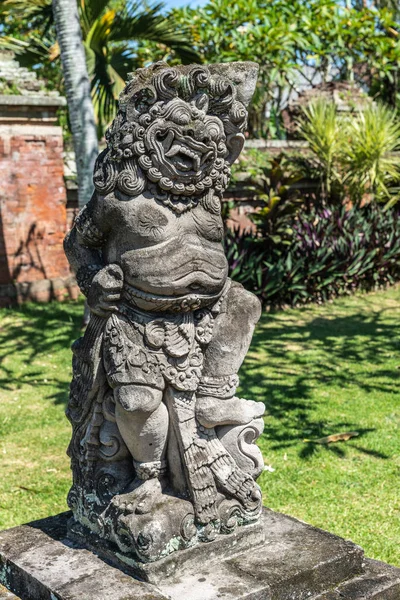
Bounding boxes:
17 486 39 494
303 431 359 445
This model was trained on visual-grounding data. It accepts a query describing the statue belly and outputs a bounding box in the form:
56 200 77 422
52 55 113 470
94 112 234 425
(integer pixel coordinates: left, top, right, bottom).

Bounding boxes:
116 240 229 296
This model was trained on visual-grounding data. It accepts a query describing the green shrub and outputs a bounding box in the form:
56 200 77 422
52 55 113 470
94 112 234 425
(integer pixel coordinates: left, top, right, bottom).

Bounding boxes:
224 204 400 307
342 103 400 206
296 100 400 207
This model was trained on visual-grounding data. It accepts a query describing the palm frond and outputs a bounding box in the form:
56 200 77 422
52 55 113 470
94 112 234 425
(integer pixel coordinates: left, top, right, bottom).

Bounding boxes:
109 2 199 63
85 9 115 56
78 0 110 37
0 0 54 35
0 0 51 15
0 34 54 67
90 52 117 133
0 35 29 53
108 45 134 87
108 2 167 42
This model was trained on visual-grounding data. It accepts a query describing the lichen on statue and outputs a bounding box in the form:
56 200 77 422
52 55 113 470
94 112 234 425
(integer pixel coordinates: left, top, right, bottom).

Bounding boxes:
64 61 266 564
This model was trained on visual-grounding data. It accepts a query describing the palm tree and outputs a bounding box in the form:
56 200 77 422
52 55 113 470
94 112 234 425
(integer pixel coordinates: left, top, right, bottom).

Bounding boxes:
52 0 98 209
0 0 199 135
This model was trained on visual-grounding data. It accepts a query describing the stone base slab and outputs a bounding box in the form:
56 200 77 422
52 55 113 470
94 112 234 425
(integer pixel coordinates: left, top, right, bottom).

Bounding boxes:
68 512 265 584
0 510 399 600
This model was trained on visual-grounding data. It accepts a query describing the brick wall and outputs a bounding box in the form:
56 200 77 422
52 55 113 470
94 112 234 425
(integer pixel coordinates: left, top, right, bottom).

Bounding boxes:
0 96 78 306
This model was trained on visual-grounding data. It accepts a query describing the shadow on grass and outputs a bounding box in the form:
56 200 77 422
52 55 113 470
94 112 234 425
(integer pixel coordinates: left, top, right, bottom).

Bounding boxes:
1 295 398 460
240 295 400 460
0 301 83 406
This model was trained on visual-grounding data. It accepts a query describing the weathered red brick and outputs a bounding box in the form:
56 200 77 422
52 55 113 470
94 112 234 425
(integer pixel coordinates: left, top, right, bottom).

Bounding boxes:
0 127 78 303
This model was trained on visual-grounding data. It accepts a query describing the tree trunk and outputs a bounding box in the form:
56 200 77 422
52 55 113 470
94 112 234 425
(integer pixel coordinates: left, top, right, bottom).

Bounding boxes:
52 0 98 209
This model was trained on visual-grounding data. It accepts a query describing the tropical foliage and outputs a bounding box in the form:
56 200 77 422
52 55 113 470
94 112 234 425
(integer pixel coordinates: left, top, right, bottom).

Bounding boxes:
226 101 400 308
225 203 400 307
2 0 400 138
138 0 400 138
297 100 400 206
0 0 198 135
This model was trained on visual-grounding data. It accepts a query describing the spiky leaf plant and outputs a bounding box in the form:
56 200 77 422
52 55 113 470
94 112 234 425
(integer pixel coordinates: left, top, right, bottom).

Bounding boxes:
342 103 400 208
297 99 344 200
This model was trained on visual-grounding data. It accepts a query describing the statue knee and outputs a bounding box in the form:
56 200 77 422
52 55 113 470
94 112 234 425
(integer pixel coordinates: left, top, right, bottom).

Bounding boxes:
228 284 262 326
202 284 261 376
114 384 163 414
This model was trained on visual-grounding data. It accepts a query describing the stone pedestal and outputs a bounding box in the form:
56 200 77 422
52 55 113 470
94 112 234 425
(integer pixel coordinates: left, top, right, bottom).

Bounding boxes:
1 510 399 600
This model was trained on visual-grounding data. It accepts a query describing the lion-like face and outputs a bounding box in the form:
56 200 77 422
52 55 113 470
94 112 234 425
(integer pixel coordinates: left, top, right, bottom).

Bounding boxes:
146 99 226 185
144 98 227 191
94 62 257 213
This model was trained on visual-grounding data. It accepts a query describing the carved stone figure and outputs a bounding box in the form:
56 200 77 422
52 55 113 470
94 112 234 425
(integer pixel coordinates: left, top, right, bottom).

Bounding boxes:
64 61 266 568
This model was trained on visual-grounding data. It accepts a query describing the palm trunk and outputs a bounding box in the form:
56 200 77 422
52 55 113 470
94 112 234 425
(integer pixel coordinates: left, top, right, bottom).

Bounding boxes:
52 0 98 209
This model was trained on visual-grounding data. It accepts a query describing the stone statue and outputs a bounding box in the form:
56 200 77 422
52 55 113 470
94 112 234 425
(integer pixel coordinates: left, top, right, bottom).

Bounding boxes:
64 61 266 570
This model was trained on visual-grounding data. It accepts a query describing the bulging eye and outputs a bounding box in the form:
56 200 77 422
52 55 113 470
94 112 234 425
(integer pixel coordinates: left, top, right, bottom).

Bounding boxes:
122 134 133 145
170 109 190 125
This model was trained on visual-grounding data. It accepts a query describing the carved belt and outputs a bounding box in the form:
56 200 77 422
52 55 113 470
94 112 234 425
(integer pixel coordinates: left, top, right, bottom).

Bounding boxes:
121 281 229 313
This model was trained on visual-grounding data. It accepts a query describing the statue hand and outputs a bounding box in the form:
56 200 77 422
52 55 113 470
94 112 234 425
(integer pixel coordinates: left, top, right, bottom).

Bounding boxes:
87 264 124 317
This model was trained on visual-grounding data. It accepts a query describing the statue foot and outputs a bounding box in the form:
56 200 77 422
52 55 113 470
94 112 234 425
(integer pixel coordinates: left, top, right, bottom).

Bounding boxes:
196 395 265 428
110 476 166 515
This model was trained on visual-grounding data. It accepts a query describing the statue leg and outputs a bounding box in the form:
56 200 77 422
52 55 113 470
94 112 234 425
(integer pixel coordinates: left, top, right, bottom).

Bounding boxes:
112 383 168 514
196 282 265 428
163 284 266 522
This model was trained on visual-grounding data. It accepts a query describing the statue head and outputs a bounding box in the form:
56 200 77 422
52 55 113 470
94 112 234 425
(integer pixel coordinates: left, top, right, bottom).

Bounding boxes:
93 61 258 213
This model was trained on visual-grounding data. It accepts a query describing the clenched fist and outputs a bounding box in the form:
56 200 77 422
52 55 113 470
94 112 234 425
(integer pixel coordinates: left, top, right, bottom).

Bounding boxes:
87 264 124 317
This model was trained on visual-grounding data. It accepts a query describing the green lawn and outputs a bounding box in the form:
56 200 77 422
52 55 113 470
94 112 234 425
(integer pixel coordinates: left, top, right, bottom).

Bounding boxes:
0 288 399 566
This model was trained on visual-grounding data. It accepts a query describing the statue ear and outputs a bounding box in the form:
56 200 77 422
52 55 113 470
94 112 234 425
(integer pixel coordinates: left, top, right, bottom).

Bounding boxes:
226 132 245 164
208 62 259 108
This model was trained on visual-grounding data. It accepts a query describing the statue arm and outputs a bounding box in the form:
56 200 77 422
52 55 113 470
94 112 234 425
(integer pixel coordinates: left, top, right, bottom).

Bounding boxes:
64 194 107 296
64 194 124 316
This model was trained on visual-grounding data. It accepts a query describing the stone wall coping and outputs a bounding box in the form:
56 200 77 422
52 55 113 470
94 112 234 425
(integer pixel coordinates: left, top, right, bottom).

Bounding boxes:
0 94 66 107
245 139 308 149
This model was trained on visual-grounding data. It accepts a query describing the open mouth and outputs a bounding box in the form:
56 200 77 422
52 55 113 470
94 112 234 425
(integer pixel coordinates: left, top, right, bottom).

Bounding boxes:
163 131 214 176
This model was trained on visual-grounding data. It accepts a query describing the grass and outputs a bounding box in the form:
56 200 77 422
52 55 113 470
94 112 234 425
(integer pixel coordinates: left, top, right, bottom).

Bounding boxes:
0 301 82 527
0 289 399 567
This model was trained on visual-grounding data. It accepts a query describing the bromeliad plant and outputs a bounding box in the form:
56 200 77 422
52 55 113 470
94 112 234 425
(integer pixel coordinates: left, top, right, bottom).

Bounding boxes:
231 149 304 248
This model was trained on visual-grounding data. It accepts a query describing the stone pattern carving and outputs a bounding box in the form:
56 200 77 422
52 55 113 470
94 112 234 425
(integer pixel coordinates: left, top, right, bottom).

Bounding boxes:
64 61 265 564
